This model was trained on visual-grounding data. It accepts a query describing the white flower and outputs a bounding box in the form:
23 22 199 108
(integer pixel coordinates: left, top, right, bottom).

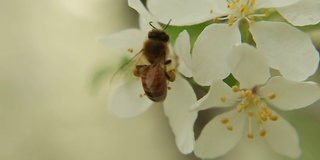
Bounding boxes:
147 0 320 85
190 44 320 159
278 0 320 26
100 0 197 154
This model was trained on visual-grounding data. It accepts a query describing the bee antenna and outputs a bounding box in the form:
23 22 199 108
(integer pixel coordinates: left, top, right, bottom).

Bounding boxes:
149 21 157 29
163 19 172 30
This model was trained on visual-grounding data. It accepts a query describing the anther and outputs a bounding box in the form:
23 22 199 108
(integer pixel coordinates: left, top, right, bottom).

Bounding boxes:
139 93 144 98
232 85 240 92
247 111 254 117
252 96 259 104
247 132 254 139
249 0 256 6
127 48 134 53
259 129 267 137
270 114 278 121
244 90 252 97
221 118 229 124
167 86 172 90
227 124 233 131
220 96 227 102
227 3 236 9
260 103 266 110
237 104 243 112
268 92 276 100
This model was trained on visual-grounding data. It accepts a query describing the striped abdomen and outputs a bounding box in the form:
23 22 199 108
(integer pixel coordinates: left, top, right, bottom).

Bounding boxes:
140 65 167 102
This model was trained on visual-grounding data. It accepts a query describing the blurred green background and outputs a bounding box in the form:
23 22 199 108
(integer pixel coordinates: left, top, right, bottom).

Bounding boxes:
0 0 319 160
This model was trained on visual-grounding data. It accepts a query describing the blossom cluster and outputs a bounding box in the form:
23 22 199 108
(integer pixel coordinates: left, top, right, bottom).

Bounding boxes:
101 0 320 159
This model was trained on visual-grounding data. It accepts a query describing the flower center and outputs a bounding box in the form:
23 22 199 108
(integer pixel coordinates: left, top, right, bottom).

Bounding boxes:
220 85 278 138
213 0 266 26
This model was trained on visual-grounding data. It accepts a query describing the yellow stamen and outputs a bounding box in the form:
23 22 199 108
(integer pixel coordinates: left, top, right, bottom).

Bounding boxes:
221 118 229 124
268 92 276 100
247 111 254 117
232 85 240 92
259 129 267 137
270 114 278 121
127 48 134 53
220 96 227 102
237 104 243 112
249 0 256 6
227 124 233 131
247 132 254 139
227 3 236 9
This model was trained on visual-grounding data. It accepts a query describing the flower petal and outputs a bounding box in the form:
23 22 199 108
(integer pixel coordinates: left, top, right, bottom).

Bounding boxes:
163 75 198 154
255 0 300 9
175 30 192 77
190 80 238 111
128 0 161 29
227 44 270 89
99 29 146 56
264 110 301 159
250 21 319 81
147 0 214 26
259 76 320 110
108 78 153 118
192 24 241 86
277 0 320 26
194 109 246 159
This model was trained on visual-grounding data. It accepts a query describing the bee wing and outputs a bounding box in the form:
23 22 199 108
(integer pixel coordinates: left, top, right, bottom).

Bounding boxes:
109 49 147 86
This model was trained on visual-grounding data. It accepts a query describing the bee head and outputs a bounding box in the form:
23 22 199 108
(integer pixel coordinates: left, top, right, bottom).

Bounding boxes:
148 30 170 42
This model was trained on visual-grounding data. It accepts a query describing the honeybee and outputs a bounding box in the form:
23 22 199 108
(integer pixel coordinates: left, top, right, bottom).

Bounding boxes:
133 21 176 102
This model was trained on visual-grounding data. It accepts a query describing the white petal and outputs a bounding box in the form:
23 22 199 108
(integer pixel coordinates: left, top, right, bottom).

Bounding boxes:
99 29 146 56
228 44 270 89
194 109 246 159
163 75 198 154
147 0 214 26
128 0 161 29
278 0 320 26
259 76 320 110
192 24 241 86
264 110 301 159
255 0 300 9
108 78 153 118
250 21 319 81
174 30 192 77
190 80 238 111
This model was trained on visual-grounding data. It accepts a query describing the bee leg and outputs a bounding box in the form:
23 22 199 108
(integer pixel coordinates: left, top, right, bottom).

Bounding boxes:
133 65 148 77
165 68 176 82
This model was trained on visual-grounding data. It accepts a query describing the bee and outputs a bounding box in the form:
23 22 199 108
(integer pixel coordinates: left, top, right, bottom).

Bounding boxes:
110 21 175 102
132 21 176 102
